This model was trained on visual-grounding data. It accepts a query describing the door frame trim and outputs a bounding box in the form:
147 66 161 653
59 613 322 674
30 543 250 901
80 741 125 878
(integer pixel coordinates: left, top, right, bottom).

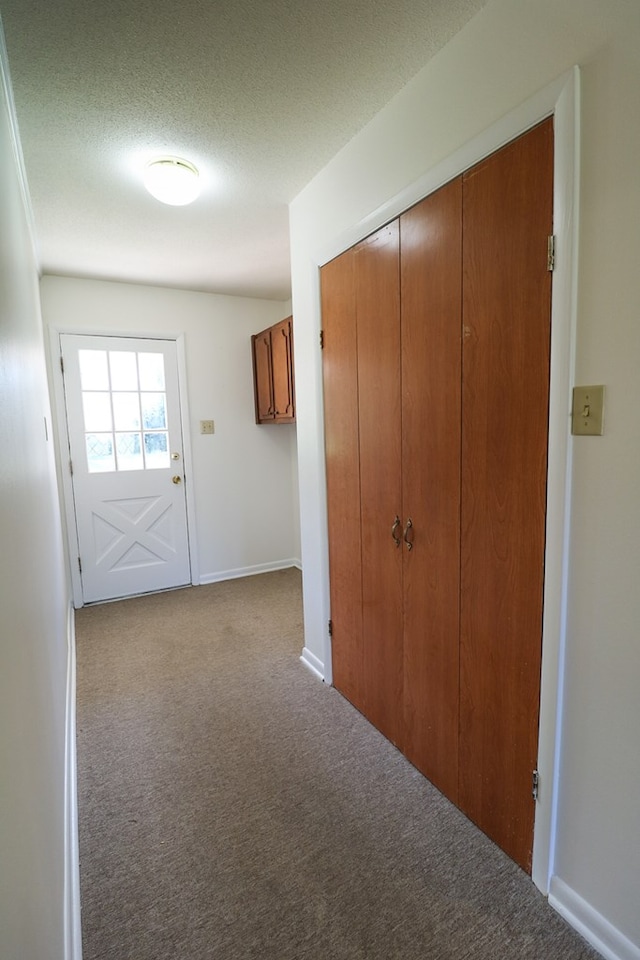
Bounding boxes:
312 68 579 894
47 328 199 607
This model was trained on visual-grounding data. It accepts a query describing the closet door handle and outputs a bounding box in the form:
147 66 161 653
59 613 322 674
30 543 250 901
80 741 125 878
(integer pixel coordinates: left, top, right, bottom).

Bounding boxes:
403 518 414 551
391 516 401 547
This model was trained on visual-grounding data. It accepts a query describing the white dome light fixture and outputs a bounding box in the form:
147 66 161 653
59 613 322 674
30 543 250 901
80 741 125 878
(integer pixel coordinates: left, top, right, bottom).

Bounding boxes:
144 156 200 206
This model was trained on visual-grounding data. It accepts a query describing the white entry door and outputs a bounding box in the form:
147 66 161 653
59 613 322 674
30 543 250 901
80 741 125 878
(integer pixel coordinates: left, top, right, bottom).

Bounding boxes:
60 334 191 603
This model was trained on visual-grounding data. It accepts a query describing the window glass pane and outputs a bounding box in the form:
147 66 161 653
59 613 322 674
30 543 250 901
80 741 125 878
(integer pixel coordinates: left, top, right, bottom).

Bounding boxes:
86 433 115 473
115 432 143 471
144 431 169 469
138 352 165 391
141 392 167 430
109 351 138 390
82 392 112 432
79 350 109 390
112 392 141 431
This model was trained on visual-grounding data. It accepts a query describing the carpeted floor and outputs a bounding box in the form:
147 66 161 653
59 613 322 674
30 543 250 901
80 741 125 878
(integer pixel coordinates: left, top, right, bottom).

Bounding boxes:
76 568 598 960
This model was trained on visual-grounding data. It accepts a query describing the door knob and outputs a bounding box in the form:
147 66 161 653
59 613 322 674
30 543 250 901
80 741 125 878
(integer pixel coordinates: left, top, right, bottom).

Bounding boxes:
172 475 182 484
171 452 181 460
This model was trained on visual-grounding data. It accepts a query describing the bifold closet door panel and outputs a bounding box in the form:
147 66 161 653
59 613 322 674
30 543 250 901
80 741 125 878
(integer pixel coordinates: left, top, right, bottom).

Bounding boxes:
400 179 463 802
356 222 404 748
459 118 554 872
321 250 365 711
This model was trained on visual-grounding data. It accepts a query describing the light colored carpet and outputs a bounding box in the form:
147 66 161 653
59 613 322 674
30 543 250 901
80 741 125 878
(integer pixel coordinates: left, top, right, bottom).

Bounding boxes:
76 568 597 959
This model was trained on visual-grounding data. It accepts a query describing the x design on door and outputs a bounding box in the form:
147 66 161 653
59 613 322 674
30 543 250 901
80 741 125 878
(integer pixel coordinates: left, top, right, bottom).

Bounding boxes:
60 334 191 603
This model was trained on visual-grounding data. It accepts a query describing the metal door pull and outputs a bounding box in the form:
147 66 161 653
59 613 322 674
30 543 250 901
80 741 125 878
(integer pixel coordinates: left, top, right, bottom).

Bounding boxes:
391 516 401 547
403 518 413 550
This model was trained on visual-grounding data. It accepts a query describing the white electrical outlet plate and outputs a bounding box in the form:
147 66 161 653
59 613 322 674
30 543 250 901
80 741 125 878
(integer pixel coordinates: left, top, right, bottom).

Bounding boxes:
200 420 215 435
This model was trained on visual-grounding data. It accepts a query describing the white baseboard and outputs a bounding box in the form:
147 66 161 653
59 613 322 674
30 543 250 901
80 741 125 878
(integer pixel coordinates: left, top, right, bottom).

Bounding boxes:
300 646 325 681
199 559 301 585
549 876 640 960
64 602 82 960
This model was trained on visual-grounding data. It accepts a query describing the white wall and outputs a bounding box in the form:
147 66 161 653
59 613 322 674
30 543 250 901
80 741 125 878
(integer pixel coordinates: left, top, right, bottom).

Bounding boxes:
290 0 640 957
41 275 301 587
0 35 73 960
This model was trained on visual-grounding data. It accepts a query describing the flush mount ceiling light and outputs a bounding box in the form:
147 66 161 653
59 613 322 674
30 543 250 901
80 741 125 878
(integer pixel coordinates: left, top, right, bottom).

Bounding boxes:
143 157 200 206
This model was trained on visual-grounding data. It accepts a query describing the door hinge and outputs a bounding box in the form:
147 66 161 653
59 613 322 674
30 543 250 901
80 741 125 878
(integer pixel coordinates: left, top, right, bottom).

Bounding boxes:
547 235 555 272
532 769 539 801
69 459 73 476
328 618 333 637
60 356 64 374
320 329 325 350
78 556 82 574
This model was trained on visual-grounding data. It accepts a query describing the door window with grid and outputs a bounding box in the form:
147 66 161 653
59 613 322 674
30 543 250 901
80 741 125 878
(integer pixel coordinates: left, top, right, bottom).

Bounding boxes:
78 348 170 472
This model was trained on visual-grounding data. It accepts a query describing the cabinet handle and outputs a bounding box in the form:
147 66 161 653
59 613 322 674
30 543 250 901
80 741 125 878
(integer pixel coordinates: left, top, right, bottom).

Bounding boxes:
403 518 414 551
391 516 401 547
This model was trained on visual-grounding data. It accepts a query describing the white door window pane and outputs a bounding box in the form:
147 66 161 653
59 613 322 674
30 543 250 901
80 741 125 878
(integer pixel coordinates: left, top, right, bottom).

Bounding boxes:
138 352 165 391
109 351 138 391
141 393 167 430
76 347 174 473
144 431 170 468
86 433 115 473
79 350 109 391
82 392 113 432
112 392 141 431
115 432 143 471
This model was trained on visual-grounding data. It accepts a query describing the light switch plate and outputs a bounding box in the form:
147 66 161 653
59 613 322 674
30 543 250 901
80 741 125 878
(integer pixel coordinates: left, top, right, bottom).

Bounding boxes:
572 385 604 436
200 420 215 435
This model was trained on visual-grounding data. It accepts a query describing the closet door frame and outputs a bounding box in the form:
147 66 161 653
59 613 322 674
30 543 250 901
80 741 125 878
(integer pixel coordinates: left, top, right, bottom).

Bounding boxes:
314 68 579 895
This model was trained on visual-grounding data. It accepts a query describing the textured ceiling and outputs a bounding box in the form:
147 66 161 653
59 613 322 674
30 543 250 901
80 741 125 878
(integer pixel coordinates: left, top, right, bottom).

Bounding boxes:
1 0 488 300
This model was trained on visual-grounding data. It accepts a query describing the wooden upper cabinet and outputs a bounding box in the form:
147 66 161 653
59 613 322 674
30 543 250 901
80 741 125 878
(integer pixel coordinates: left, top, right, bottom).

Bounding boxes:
251 316 295 424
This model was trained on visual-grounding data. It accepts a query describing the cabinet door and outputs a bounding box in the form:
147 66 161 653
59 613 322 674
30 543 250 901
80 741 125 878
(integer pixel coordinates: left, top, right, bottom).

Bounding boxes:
459 118 553 872
321 251 364 710
400 178 463 802
252 330 274 422
356 222 404 748
272 317 295 421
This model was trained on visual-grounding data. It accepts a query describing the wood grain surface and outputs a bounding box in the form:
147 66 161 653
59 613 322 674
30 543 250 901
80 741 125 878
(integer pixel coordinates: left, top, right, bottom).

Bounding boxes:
458 118 554 871
321 250 364 711
356 222 404 748
400 179 463 801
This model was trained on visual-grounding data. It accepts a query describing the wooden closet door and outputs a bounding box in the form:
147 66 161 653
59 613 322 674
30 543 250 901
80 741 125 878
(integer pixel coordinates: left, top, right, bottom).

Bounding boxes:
356 222 404 747
321 250 364 710
459 118 554 872
400 179 462 802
